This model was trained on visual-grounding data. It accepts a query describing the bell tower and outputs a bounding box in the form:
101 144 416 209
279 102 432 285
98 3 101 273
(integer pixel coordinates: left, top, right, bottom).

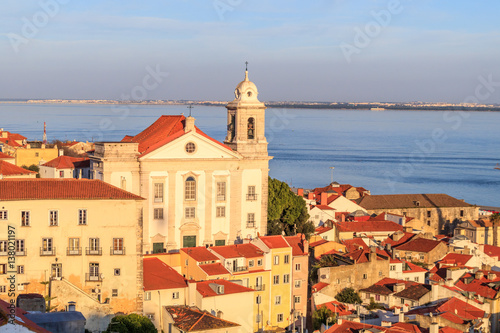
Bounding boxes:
224 68 268 158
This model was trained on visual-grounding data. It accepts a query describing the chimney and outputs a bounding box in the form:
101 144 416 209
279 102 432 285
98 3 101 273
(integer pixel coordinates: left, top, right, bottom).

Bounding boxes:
430 322 439 333
340 214 345 222
431 284 438 301
297 188 304 197
445 278 453 287
59 149 64 156
337 318 343 325
307 192 314 200
394 307 400 315
488 272 495 280
185 116 196 133
321 192 328 205
398 312 404 323
392 231 403 242
475 271 483 280
369 246 377 262
394 283 405 293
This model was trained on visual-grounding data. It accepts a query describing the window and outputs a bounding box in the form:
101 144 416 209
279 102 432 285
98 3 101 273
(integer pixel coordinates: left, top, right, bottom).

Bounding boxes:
0 210 7 220
427 220 431 226
275 296 281 305
144 292 151 301
51 264 62 278
154 183 164 203
153 208 164 219
17 266 24 274
295 280 301 288
89 263 99 280
375 294 380 301
0 264 6 274
146 313 155 321
88 238 101 255
217 182 226 201
79 209 87 225
363 274 367 279
247 186 257 200
185 207 195 219
401 298 405 304
59 170 64 177
68 238 80 255
0 241 7 255
112 289 118 297
42 238 53 254
390 265 396 271
273 275 279 285
247 213 255 228
216 206 225 218
460 210 464 217
427 210 431 218
337 279 340 284
284 274 290 283
185 142 196 153
295 263 301 271
215 240 225 246
185 176 196 201
284 255 290 264
114 268 121 276
257 259 262 266
21 211 30 226
0 286 5 293
294 296 301 303
379 271 383 276
249 260 254 268
49 210 58 226
419 254 425 260
274 255 279 265
247 117 255 139
277 314 283 323
16 240 25 255
172 292 180 299
113 238 124 254
415 277 419 282
256 295 261 304
405 277 410 281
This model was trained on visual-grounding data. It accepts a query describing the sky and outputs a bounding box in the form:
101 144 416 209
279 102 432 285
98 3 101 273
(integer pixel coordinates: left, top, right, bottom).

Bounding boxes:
1 0 500 103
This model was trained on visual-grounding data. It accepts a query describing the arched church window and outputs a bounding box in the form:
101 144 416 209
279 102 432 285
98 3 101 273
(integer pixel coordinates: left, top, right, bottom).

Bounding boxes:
185 176 196 201
247 117 255 139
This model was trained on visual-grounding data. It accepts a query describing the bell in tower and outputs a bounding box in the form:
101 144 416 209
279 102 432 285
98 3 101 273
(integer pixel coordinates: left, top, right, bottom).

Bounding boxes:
224 67 268 158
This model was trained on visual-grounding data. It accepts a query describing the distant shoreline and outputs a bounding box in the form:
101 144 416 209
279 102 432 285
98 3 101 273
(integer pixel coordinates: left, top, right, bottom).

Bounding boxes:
1 100 500 112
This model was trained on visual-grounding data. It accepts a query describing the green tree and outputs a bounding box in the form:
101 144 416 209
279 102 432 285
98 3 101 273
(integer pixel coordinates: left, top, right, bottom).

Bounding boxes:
335 287 362 304
312 306 335 330
21 164 40 178
104 314 157 333
310 254 339 282
267 177 314 238
366 297 384 310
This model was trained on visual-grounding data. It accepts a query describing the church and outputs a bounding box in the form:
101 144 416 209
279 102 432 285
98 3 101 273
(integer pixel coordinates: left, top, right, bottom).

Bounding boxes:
90 70 271 253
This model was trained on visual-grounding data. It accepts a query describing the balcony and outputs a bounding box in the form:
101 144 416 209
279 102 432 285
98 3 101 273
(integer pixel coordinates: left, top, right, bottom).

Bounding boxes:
246 222 256 228
251 284 266 291
86 247 102 256
85 273 103 282
67 247 82 256
246 193 258 201
40 247 56 256
233 266 248 273
110 247 126 255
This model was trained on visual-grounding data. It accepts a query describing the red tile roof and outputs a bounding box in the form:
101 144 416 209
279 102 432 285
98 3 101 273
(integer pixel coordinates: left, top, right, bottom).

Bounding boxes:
402 260 428 273
0 179 144 200
356 193 473 209
198 263 230 276
181 247 219 262
394 238 442 253
143 258 187 291
483 244 500 259
0 152 14 159
41 155 86 169
312 282 329 293
121 115 232 157
309 239 329 248
325 320 420 333
0 160 36 176
210 243 264 259
317 301 352 316
342 238 369 252
383 232 417 247
455 270 500 299
439 253 473 266
406 297 484 323
315 226 333 235
334 221 403 233
284 235 308 256
195 280 254 297
0 299 51 332
439 327 463 333
258 235 290 249
312 204 335 210
165 306 240 331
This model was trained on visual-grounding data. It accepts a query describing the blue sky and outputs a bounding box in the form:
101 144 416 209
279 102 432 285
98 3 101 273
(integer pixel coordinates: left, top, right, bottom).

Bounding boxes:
1 0 500 102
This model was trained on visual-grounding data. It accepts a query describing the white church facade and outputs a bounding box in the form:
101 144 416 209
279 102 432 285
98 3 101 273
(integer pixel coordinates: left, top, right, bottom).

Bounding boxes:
90 70 271 253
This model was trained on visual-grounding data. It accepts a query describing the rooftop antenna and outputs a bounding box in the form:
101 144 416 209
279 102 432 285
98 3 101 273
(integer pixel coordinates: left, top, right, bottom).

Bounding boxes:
187 105 194 117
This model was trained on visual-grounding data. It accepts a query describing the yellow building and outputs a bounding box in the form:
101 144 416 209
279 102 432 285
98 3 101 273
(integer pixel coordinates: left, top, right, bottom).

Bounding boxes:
90 69 271 253
0 179 144 332
454 219 499 245
14 144 59 167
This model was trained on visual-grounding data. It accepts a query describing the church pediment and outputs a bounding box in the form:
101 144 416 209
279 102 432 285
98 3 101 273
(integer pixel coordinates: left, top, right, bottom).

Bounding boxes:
140 131 241 161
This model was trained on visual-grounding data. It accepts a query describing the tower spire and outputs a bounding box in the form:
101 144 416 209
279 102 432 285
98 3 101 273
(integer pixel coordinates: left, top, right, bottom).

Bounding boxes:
43 122 47 145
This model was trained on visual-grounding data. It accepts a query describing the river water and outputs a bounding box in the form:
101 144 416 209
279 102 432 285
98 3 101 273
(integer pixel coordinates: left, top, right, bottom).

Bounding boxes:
1 103 499 206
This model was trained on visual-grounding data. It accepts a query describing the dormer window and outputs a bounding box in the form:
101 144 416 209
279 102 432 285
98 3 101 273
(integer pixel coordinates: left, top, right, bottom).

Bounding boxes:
247 118 255 139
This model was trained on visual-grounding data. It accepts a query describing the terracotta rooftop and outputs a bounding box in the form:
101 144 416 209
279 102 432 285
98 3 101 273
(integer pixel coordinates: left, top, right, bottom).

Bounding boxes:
325 319 420 333
285 235 308 256
455 270 500 299
383 231 417 248
195 279 254 297
317 301 352 316
402 260 428 273
0 299 51 332
309 238 329 248
312 282 329 293
334 221 403 233
393 283 431 301
0 160 36 176
439 253 473 266
315 226 333 235
342 238 369 252
406 297 485 323
164 306 240 331
210 243 264 259
198 263 230 276
0 179 144 200
312 204 335 210
181 247 219 262
0 152 14 159
483 244 500 259
394 237 442 253
143 258 187 291
356 193 473 209
121 115 232 157
41 155 87 169
258 235 290 249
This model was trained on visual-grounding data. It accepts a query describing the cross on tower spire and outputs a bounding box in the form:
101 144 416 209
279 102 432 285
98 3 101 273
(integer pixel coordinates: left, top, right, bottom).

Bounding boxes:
245 61 248 71
187 105 194 117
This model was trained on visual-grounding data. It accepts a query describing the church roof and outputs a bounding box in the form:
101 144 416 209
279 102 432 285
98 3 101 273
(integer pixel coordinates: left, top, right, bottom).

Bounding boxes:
121 115 233 157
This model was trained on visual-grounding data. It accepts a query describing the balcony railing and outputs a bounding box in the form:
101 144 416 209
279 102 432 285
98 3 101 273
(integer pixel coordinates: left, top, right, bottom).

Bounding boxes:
86 247 102 256
110 247 126 255
85 273 103 282
246 221 256 228
217 195 226 201
251 284 266 291
16 250 26 256
246 194 258 201
67 247 82 256
232 266 248 273
40 247 56 256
